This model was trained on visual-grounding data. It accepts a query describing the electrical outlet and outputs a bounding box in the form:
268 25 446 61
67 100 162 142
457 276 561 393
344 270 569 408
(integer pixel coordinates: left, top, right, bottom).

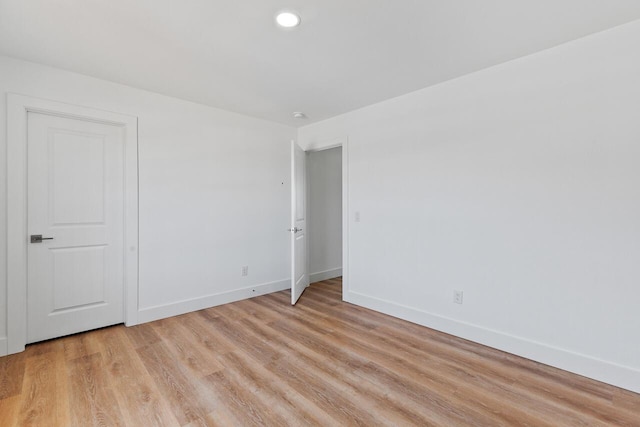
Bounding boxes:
355 211 361 222
241 266 249 277
453 290 463 304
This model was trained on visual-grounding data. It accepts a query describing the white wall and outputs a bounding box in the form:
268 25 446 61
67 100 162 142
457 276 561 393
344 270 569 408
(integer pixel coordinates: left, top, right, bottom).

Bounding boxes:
299 20 640 393
307 147 342 282
0 55 295 351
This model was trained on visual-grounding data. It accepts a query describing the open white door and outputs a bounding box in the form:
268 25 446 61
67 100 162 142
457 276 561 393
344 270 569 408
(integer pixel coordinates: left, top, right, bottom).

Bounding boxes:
290 140 309 305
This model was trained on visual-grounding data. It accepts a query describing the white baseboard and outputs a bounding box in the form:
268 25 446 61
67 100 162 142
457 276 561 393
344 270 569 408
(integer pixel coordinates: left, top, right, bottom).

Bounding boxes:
137 279 290 324
310 267 342 283
344 290 640 394
0 337 7 357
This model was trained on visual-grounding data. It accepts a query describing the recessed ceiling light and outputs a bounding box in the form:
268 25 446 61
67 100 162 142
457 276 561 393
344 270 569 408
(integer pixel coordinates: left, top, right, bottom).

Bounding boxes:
276 11 301 28
292 112 307 119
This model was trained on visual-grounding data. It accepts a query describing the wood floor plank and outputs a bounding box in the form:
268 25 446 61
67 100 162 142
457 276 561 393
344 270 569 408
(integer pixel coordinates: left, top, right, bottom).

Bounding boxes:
206 302 249 322
374 323 628 425
324 319 582 425
266 309 515 426
0 352 25 400
17 350 67 426
203 370 289 427
181 312 236 356
24 339 61 358
242 316 440 426
233 298 283 323
61 330 102 361
0 395 22 427
214 350 336 426
92 326 180 427
152 317 224 378
52 346 71 425
266 355 381 427
212 308 388 425
67 353 125 427
240 325 396 425
123 322 162 349
205 315 281 367
136 341 217 426
1 277 639 426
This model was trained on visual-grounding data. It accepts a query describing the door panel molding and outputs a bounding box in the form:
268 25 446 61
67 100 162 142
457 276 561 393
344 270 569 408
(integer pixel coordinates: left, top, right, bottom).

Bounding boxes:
6 94 139 355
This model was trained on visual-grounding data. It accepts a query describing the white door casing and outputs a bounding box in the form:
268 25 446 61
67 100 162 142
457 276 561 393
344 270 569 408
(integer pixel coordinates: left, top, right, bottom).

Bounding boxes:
7 94 138 355
27 112 125 343
291 140 309 304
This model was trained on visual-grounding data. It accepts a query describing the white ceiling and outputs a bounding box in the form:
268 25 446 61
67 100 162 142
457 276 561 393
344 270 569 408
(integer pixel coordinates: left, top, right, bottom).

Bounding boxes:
2 1 640 127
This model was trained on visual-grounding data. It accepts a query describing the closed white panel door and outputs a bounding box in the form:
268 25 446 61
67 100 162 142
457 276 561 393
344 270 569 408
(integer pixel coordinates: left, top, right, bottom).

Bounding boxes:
27 112 125 343
291 140 309 305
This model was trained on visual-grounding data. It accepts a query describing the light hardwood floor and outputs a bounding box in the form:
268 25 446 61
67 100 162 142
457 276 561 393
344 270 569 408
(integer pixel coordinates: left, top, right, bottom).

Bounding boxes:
1 277 638 426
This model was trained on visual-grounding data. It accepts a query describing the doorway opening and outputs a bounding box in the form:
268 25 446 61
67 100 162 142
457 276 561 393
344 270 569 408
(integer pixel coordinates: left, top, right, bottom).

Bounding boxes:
307 146 343 298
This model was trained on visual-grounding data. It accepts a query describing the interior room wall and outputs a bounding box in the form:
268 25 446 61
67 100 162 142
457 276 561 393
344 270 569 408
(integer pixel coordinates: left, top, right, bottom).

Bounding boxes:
307 147 342 282
298 20 640 393
0 55 295 353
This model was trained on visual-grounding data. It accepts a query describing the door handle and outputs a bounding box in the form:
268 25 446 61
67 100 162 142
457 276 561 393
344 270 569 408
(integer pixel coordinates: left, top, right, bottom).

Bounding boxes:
288 227 303 233
30 234 54 243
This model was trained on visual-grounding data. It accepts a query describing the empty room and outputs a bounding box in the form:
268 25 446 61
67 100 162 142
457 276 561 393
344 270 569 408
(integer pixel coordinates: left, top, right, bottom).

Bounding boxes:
1 1 639 425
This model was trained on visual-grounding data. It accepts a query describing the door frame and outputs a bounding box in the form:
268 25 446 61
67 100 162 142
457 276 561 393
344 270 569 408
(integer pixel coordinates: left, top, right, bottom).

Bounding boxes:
304 137 349 300
6 94 139 355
